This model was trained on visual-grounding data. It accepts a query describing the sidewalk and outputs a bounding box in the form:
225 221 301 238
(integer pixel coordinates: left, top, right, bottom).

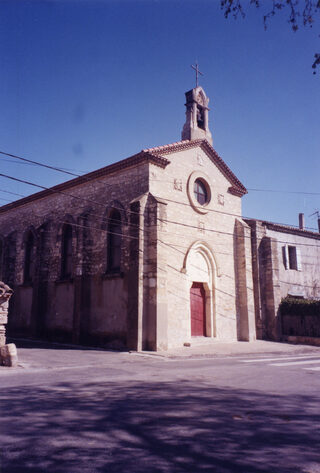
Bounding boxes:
138 339 320 359
1 338 320 372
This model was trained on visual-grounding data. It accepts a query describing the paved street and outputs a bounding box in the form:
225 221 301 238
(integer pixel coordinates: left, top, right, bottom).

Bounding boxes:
1 340 320 473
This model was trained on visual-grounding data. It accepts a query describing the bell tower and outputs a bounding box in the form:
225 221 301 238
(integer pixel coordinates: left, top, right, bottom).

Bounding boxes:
181 86 213 145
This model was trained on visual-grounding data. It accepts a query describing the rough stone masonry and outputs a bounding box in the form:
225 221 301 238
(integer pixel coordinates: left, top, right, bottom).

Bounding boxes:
0 281 18 367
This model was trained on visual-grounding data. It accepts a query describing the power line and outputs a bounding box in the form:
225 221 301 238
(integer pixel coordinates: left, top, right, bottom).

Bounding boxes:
0 150 81 178
1 170 320 250
247 188 320 196
1 167 317 233
0 148 319 237
0 189 26 198
2 147 320 205
2 148 320 198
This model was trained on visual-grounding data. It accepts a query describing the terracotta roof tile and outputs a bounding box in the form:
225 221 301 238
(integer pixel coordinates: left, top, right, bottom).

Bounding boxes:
144 139 247 196
246 218 320 240
0 151 170 214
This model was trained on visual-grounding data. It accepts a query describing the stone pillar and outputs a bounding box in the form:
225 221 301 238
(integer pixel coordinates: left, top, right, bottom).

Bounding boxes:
234 219 256 341
246 220 265 339
127 195 148 351
127 193 168 352
143 195 168 351
0 281 18 367
259 236 281 341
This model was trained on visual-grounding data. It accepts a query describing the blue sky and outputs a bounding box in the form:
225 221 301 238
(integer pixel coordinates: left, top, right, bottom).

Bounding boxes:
0 0 319 230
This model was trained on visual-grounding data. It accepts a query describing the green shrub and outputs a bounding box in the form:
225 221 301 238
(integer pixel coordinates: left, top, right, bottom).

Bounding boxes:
280 296 320 317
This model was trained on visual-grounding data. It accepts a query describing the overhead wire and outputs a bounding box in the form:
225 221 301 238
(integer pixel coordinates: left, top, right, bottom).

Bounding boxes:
2 148 320 197
1 169 320 252
1 150 320 250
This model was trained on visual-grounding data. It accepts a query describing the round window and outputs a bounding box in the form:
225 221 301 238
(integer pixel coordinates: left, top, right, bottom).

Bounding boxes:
194 179 209 205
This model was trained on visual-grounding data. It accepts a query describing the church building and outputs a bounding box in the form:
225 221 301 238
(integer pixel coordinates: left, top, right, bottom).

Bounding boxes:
0 86 319 350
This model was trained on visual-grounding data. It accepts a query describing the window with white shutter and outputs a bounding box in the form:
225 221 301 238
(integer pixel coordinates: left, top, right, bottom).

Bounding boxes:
283 245 301 271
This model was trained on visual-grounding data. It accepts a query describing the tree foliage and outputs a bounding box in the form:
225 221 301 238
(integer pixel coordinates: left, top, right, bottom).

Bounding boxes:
220 0 320 73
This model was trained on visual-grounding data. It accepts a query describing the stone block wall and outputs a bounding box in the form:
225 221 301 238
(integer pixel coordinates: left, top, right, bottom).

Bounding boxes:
246 219 320 342
0 161 151 348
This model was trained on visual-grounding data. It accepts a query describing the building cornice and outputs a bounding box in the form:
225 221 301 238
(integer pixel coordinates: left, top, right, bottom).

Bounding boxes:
245 218 320 240
0 152 170 214
145 139 247 197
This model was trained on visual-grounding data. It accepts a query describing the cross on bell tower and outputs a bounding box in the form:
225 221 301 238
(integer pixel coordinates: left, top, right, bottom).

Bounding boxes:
181 66 213 145
191 63 203 88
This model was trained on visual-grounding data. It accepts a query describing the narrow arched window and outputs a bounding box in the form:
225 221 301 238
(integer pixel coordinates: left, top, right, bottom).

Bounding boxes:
24 231 35 283
61 224 73 279
107 210 121 272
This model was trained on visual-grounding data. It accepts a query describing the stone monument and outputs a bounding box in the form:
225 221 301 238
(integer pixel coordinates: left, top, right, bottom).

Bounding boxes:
0 281 18 367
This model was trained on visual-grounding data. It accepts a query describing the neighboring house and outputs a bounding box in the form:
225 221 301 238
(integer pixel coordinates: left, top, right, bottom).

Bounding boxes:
246 218 320 341
0 86 319 350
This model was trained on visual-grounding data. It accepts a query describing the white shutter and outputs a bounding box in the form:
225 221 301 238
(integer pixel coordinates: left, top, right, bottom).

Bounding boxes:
282 245 288 269
296 247 302 271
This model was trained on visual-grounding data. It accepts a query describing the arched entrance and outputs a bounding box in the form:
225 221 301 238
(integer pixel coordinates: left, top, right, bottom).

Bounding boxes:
190 282 206 336
182 241 219 338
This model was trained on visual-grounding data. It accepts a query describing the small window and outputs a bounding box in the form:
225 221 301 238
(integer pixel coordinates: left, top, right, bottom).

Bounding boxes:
194 179 209 205
288 246 297 270
283 245 301 271
61 224 73 279
107 210 121 272
24 231 35 283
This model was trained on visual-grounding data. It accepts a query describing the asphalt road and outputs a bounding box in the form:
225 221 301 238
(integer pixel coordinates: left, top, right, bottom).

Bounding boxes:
1 342 320 473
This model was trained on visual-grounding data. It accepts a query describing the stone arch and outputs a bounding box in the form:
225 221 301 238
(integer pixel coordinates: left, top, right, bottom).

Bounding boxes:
101 201 126 274
101 200 127 230
77 209 94 276
182 241 219 338
196 89 206 106
182 240 220 279
22 226 37 245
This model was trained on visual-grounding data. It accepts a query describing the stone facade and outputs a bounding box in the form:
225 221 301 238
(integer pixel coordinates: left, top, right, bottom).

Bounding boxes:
0 86 258 350
0 86 318 350
246 219 320 341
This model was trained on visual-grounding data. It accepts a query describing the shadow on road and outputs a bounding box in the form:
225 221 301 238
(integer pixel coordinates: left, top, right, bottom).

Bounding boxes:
0 380 319 473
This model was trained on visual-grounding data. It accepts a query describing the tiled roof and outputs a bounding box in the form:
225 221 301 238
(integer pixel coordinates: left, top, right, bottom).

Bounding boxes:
144 139 247 196
246 218 320 240
0 151 170 214
0 138 246 215
143 140 191 153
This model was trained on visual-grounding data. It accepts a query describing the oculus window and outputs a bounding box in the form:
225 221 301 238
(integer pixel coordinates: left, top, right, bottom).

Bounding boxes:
194 179 209 205
187 171 212 214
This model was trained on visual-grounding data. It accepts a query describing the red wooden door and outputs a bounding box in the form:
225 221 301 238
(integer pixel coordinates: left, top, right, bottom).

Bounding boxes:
190 282 206 336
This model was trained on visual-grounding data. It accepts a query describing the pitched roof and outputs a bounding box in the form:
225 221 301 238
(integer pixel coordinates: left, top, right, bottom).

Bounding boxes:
0 138 246 215
0 151 170 214
245 218 320 241
144 139 247 196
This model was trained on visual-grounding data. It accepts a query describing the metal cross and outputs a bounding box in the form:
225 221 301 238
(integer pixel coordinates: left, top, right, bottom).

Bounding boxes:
191 63 203 88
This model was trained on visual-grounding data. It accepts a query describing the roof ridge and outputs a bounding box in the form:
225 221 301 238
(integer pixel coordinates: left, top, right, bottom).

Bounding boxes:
0 152 170 215
142 140 192 153
246 218 320 239
143 139 247 195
